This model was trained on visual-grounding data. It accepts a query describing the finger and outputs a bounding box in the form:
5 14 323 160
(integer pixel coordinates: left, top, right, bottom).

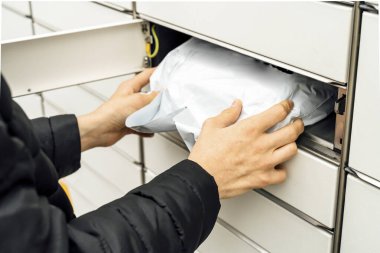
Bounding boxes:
245 100 294 132
268 167 287 184
130 68 156 92
267 119 304 149
271 142 298 165
206 99 242 128
129 91 159 110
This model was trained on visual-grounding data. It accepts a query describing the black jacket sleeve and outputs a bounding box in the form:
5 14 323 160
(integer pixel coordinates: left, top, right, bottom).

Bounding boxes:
68 160 220 253
32 115 81 178
1 113 220 252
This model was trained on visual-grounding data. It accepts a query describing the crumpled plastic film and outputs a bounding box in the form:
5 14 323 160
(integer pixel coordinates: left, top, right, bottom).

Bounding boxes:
126 38 336 150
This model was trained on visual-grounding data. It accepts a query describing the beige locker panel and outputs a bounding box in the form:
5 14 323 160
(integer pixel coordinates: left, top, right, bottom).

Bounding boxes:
63 166 124 209
43 86 103 115
60 172 97 217
34 24 52 35
341 175 380 253
349 12 380 181
144 134 189 174
265 149 339 228
31 2 132 31
137 2 352 82
109 2 133 10
1 8 32 40
2 1 30 15
144 169 156 183
82 148 142 193
219 191 332 253
198 222 266 253
82 75 134 100
13 94 43 119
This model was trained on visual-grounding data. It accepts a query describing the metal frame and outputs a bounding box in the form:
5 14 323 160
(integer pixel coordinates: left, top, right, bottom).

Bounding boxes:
332 2 363 252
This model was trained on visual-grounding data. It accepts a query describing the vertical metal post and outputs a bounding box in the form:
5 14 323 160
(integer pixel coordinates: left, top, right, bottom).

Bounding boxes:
332 2 362 252
28 1 36 35
132 1 137 19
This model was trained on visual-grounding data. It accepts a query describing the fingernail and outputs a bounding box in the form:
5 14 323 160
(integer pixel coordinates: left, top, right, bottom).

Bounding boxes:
288 100 294 109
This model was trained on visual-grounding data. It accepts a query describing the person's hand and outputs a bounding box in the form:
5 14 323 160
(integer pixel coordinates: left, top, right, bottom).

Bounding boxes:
78 68 158 151
188 100 304 199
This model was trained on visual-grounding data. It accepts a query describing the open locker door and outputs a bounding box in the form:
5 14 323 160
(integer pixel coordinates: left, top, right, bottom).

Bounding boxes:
1 19 145 96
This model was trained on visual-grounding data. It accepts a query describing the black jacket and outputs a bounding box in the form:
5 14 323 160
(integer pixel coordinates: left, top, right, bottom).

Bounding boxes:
0 75 220 253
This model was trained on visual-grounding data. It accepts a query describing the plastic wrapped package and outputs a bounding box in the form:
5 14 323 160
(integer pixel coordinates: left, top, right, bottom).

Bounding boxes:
126 38 336 149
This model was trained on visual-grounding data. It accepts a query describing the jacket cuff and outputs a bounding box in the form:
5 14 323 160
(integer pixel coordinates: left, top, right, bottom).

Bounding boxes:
130 159 220 251
33 115 81 177
50 115 81 177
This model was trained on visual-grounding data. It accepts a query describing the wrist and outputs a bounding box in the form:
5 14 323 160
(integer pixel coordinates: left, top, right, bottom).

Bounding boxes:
77 112 103 151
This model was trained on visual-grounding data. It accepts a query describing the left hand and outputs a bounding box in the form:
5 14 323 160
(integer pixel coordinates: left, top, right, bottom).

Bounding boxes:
77 68 158 151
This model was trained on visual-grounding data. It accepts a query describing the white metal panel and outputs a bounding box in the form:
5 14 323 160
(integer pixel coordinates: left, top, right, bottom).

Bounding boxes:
341 175 380 252
31 2 132 31
13 94 43 119
137 2 353 83
2 20 145 96
349 12 380 181
63 166 125 208
108 1 133 10
219 191 333 253
82 75 134 100
81 148 142 193
34 24 53 35
265 149 339 228
43 86 103 115
2 1 30 15
144 169 156 183
198 222 265 253
144 134 189 174
145 133 338 227
1 8 32 40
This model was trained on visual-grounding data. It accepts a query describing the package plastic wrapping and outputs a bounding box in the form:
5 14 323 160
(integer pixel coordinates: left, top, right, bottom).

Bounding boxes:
126 38 336 149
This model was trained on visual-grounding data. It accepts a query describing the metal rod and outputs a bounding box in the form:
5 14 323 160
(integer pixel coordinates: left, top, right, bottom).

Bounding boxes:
28 1 36 35
332 2 362 252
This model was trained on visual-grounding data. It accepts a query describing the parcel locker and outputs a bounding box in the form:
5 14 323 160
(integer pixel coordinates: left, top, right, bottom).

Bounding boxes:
2 2 374 253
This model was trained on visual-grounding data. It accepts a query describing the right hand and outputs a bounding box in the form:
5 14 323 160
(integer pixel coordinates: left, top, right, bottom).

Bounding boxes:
188 100 304 199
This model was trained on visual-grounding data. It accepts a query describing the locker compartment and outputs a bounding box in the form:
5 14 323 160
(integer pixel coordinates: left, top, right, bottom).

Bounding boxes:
137 2 353 83
198 222 267 253
340 175 380 252
31 1 132 31
2 1 30 16
143 134 189 175
1 7 32 40
144 130 338 228
63 165 125 209
81 147 142 193
219 191 333 253
349 12 380 182
13 94 43 119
